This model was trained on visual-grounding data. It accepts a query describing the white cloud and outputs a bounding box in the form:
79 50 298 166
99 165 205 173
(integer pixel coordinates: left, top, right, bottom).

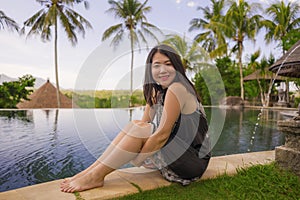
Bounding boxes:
176 0 181 4
187 1 195 7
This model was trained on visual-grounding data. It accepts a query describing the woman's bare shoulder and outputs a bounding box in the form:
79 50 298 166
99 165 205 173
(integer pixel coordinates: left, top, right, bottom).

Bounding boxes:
168 82 187 94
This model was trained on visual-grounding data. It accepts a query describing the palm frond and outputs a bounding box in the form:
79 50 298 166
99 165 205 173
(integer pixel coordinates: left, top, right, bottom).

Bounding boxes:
102 23 123 41
0 10 19 31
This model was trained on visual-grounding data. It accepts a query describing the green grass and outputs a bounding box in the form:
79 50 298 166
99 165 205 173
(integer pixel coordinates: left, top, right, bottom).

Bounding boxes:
112 163 300 200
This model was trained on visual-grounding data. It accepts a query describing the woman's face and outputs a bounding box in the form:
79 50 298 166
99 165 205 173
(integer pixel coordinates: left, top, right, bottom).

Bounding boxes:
151 52 176 89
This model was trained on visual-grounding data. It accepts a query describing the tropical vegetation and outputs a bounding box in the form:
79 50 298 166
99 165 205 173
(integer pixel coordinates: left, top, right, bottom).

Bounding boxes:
0 0 300 108
0 10 19 31
0 75 35 108
102 0 161 107
189 0 300 105
21 0 92 108
162 34 210 72
261 0 300 54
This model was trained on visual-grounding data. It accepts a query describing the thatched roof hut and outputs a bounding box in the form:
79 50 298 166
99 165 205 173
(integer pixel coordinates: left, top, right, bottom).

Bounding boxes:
17 80 77 109
244 69 286 81
269 40 300 78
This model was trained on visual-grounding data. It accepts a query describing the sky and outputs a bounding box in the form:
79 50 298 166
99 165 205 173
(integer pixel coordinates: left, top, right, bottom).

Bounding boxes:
0 0 297 90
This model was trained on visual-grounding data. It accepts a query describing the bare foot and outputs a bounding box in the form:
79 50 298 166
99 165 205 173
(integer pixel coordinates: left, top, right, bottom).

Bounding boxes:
60 172 104 193
60 166 97 186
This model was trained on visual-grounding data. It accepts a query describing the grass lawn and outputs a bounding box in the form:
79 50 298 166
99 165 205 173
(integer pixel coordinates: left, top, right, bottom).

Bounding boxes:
112 163 300 200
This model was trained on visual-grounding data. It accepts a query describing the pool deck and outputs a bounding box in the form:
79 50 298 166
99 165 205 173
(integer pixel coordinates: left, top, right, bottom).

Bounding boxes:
0 150 275 200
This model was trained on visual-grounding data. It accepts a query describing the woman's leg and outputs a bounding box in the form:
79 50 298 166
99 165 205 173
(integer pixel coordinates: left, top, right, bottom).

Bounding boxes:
60 120 152 193
61 123 134 184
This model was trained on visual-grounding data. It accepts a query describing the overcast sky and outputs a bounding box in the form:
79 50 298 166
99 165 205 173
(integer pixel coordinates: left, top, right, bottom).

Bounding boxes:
0 0 295 90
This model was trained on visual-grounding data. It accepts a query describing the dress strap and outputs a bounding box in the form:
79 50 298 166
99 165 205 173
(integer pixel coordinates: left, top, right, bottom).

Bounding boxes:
196 101 206 117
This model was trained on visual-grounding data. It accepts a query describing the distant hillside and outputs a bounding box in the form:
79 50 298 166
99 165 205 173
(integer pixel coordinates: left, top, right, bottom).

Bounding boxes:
0 74 54 89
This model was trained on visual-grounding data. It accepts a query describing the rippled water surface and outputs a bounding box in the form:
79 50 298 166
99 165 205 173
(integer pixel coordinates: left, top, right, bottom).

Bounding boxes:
0 108 285 192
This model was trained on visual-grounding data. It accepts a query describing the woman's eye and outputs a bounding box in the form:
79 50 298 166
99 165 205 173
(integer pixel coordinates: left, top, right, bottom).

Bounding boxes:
152 64 160 68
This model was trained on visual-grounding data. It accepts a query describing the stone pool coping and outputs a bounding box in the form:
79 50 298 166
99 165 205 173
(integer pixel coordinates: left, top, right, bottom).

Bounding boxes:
0 150 275 200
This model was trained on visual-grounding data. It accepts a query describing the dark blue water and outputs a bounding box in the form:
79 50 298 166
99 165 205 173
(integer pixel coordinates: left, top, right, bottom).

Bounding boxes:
0 108 285 192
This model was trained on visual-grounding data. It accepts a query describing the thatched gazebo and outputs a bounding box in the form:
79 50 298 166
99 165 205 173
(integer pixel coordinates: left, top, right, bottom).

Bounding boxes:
244 69 286 81
244 69 287 106
269 40 300 78
269 40 300 107
17 80 76 109
269 40 300 116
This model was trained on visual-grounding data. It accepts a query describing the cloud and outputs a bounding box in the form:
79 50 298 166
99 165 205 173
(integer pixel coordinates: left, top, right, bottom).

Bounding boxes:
187 1 195 7
176 0 181 4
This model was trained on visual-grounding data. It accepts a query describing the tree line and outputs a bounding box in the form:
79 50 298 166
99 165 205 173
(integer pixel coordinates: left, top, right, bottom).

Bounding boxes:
1 0 300 108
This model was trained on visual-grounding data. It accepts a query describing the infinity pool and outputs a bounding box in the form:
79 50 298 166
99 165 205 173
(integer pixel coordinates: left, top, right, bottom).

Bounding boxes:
0 107 284 192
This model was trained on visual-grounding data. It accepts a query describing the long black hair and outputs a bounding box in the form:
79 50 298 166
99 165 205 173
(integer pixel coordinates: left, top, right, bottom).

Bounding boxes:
143 44 201 106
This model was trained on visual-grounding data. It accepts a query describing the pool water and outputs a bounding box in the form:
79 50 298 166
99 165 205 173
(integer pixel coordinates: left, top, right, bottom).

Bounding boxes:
0 107 284 192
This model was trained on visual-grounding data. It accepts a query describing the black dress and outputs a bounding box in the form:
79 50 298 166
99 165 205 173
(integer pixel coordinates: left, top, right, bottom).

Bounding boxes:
149 88 211 185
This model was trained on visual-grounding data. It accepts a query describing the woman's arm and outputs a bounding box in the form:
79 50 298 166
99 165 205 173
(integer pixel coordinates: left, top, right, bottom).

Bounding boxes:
132 84 184 166
141 103 155 122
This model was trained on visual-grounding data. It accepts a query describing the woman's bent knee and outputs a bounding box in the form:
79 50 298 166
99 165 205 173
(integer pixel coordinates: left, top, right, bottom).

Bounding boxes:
122 120 154 138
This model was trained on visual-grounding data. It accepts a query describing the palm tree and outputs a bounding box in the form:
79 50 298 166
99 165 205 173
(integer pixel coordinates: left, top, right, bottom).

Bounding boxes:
21 0 92 108
162 34 210 72
224 0 262 100
0 10 19 31
261 0 300 54
188 0 227 58
102 0 161 107
247 50 266 105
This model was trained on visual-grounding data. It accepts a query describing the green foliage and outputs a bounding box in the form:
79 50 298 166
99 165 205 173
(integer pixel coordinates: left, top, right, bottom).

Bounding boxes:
21 0 92 45
193 56 239 105
68 90 145 108
162 34 210 72
244 77 260 99
262 0 300 54
0 75 35 108
294 79 300 90
21 0 92 107
102 0 160 46
188 0 228 58
282 30 300 51
215 56 240 96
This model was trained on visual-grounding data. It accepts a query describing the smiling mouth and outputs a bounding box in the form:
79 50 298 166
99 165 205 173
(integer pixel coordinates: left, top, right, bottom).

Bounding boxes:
159 75 169 81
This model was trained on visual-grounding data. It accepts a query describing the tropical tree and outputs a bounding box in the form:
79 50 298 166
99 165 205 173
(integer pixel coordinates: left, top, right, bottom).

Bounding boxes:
224 0 262 100
0 10 19 31
261 0 300 54
246 50 271 106
162 34 210 72
193 56 238 105
21 0 92 108
102 0 161 107
188 0 228 58
0 74 35 108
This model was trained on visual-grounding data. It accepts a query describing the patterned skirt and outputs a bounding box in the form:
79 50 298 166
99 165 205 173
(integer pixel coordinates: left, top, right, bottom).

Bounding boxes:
143 152 199 186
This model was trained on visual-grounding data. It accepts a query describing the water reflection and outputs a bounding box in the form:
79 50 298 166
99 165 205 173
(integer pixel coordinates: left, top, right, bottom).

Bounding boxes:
0 108 284 192
0 110 33 122
210 108 284 156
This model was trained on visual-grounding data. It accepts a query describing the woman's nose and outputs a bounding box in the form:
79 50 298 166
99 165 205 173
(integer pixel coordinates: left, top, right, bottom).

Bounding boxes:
159 65 167 73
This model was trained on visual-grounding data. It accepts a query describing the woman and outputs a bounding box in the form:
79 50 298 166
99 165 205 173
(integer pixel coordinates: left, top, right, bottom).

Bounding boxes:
60 44 211 193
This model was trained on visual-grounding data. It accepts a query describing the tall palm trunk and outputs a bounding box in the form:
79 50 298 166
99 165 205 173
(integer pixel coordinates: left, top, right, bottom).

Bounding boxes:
256 78 265 106
129 29 134 108
238 41 244 100
54 15 61 108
